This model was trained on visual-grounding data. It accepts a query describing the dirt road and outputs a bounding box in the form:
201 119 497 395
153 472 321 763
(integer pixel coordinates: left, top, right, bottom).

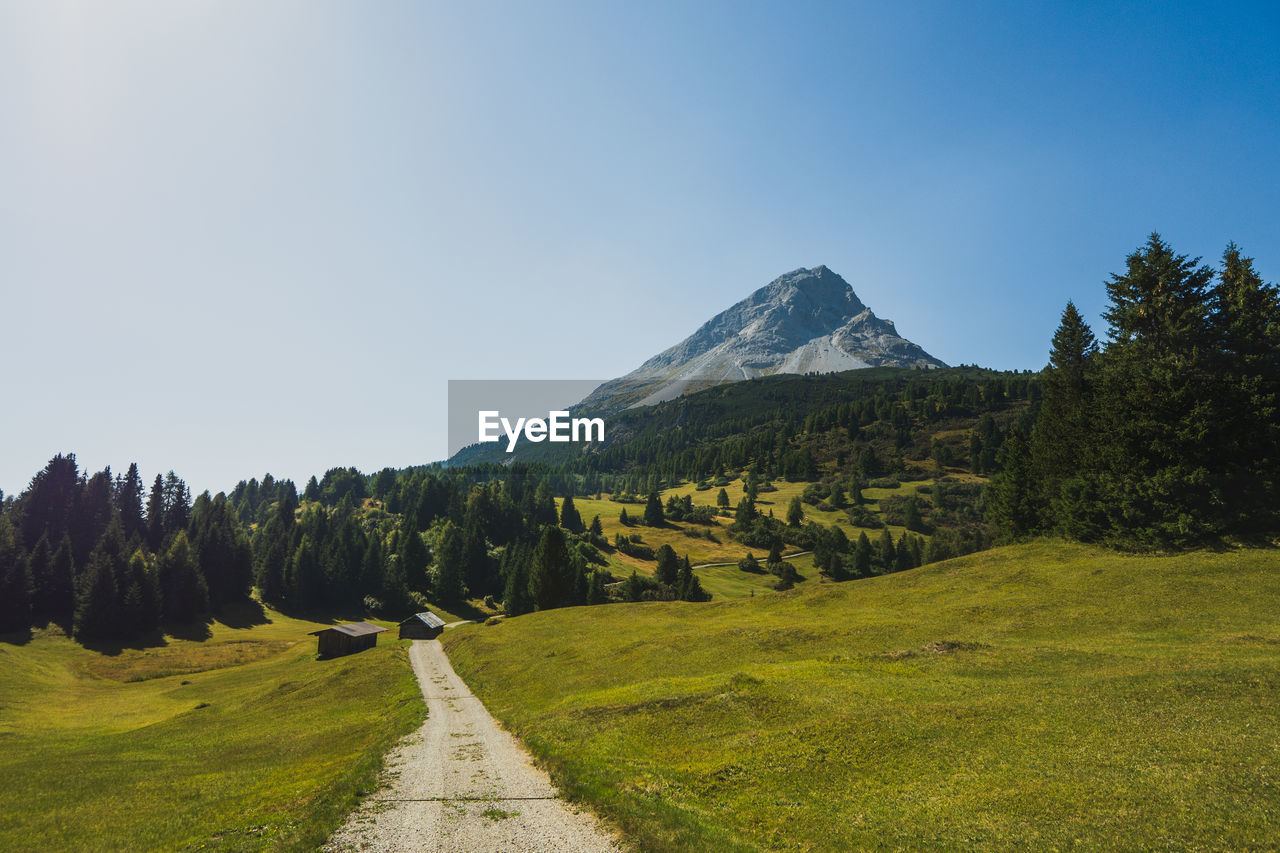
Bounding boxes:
325 639 621 853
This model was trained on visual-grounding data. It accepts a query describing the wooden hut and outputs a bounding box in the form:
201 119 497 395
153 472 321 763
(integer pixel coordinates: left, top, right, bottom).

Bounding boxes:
398 611 446 640
309 621 387 658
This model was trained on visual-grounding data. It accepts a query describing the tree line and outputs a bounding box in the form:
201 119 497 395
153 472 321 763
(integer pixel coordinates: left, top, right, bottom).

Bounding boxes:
988 234 1280 546
0 455 253 639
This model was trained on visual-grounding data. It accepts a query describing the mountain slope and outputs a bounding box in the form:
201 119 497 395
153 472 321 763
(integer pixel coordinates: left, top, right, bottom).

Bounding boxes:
444 542 1280 851
585 265 945 410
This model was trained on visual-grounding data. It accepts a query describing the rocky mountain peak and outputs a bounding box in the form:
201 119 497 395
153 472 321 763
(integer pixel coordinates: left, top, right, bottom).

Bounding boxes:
584 266 944 410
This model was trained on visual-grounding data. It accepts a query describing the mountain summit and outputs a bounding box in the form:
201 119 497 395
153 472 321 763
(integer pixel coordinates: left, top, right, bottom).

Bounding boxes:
585 266 945 409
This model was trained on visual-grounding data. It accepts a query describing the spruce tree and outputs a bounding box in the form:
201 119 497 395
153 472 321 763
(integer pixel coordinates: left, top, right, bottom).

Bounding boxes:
643 490 664 527
585 570 605 605
1209 244 1280 533
158 532 208 624
0 516 31 632
786 496 804 527
116 463 147 542
559 495 585 534
121 549 160 633
503 551 533 616
146 474 166 551
716 488 730 509
876 527 896 574
1096 233 1218 544
588 514 603 539
74 518 129 641
399 521 430 593
1028 301 1099 535
895 532 914 572
528 525 572 610
654 544 679 586
853 532 873 578
986 433 1037 540
26 533 55 618
434 520 466 603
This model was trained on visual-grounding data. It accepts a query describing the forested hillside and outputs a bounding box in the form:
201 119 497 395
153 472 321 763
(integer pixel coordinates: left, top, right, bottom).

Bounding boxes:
1 364 1030 642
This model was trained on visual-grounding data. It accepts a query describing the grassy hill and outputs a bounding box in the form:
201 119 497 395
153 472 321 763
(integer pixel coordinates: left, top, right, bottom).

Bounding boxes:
444 542 1280 850
566 472 981 599
0 606 424 852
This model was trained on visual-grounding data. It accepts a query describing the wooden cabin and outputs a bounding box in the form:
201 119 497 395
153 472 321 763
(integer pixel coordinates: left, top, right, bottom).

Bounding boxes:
309 621 387 658
398 611 446 640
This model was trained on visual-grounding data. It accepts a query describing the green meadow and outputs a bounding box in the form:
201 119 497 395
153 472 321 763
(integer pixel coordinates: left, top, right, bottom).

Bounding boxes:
444 542 1280 851
567 475 949 599
0 606 424 853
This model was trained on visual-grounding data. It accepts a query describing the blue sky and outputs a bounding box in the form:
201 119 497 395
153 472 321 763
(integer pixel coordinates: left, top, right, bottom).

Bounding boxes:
2 1 1278 496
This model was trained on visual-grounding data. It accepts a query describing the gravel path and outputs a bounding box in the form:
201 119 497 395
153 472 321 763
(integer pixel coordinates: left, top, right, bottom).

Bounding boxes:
325 639 622 853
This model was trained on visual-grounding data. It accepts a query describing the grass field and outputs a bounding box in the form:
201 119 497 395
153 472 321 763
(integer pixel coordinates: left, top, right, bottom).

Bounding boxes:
444 542 1280 851
0 605 425 852
566 476 940 599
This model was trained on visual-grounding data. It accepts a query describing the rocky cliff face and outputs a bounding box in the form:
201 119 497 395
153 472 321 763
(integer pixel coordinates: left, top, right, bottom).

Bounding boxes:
585 266 945 409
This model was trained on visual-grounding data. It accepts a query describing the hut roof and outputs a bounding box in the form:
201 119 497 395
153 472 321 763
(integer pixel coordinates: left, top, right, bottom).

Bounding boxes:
400 611 446 629
308 621 388 637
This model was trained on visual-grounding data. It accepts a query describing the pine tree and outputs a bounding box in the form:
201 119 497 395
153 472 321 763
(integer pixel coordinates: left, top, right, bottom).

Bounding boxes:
399 521 430 593
766 541 783 567
786 496 804 527
1096 233 1218 544
189 494 252 609
895 532 914 572
361 534 386 600
853 532 873 577
146 474 166 551
676 555 692 599
158 532 208 623
533 481 558 527
26 533 55 618
17 453 79 553
903 497 924 533
528 525 572 611
588 514 603 539
625 570 643 602
1209 243 1280 533
1028 301 1099 535
619 507 630 526
162 472 191 540
643 490 664 527
254 497 294 605
121 549 160 634
503 550 533 616
74 518 129 641
585 570 605 605
116 463 147 542
434 520 466 603
0 515 31 632
986 433 1037 540
876 527 896 574
716 488 730 509
559 494 585 534
654 544 679 586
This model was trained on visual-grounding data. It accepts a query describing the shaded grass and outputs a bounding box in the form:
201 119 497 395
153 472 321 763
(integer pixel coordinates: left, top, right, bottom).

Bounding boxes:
0 609 424 852
446 542 1280 851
